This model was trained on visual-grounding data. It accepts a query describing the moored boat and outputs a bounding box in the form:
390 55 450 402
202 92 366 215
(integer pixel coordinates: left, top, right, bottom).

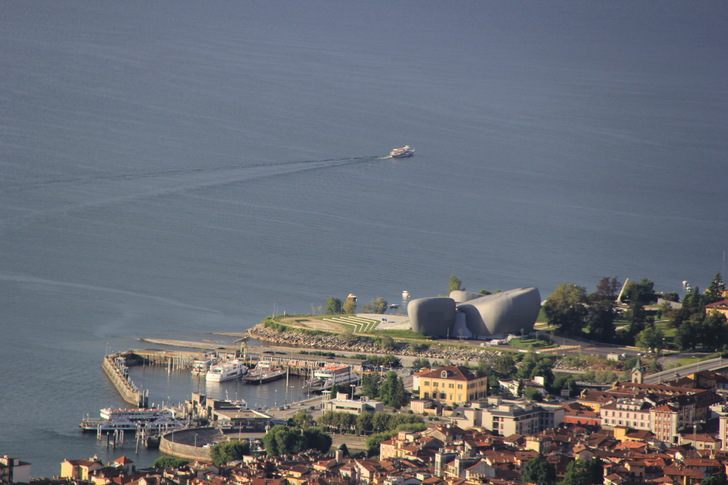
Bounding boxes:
80 407 184 433
304 364 358 391
191 356 218 376
390 145 414 158
243 360 286 384
206 360 248 382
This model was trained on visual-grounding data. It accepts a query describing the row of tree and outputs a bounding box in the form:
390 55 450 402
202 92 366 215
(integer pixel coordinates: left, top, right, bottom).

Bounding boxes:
324 296 388 314
543 273 727 350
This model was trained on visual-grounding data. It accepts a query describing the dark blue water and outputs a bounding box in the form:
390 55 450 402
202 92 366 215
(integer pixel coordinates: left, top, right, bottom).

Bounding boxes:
1 1 727 476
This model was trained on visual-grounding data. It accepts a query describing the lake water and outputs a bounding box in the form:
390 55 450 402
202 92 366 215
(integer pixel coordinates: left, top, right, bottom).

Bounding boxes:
1 0 727 476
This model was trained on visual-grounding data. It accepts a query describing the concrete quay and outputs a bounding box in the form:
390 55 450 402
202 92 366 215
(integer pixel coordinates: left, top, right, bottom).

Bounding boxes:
102 353 148 408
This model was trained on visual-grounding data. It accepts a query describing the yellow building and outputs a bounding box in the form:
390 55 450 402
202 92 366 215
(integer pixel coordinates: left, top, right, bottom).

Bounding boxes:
415 365 488 406
60 458 103 480
706 299 728 319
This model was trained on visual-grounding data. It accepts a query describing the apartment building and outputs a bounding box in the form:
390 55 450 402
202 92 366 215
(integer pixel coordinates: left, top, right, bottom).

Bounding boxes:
415 366 488 406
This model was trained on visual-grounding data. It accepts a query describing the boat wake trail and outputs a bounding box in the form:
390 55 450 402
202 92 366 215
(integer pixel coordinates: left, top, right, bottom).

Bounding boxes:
0 155 386 232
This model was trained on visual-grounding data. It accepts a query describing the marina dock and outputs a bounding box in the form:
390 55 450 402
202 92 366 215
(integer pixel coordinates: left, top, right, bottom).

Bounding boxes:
103 342 366 408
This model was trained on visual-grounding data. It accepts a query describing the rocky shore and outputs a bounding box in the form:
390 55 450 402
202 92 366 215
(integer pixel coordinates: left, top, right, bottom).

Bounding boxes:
247 322 505 366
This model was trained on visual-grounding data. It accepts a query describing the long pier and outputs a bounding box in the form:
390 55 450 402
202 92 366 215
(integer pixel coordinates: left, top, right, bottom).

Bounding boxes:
102 352 149 408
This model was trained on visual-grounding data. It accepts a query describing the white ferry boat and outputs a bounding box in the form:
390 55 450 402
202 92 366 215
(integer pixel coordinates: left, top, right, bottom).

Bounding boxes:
390 145 415 158
206 360 248 382
80 407 183 433
191 357 218 376
304 364 358 391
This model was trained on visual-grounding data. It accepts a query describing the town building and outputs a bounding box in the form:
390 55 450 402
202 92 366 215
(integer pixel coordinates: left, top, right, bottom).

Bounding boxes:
0 456 31 484
414 366 488 406
323 392 384 414
455 397 564 436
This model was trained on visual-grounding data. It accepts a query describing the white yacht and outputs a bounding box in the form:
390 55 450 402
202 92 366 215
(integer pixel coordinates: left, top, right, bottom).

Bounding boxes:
206 360 248 382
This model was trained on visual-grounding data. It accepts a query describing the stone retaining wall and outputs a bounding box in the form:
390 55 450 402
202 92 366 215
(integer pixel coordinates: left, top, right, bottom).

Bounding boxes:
159 428 219 462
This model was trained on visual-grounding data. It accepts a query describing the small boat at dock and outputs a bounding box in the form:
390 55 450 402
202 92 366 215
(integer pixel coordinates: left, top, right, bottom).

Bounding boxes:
191 356 218 376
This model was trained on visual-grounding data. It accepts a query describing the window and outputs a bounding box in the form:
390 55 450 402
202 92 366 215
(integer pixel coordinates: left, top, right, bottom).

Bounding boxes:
449 383 454 389
424 381 430 386
433 382 438 387
441 371 448 378
458 384 463 389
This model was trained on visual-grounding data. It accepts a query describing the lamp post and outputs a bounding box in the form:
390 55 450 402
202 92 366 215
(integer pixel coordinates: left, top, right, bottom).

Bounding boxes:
194 433 198 447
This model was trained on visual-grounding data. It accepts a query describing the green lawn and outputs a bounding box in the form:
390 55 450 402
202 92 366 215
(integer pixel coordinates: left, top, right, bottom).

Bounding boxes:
508 337 557 350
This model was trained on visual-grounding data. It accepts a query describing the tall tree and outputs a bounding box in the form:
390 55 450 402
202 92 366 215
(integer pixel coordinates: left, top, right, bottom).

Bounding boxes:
379 371 408 408
522 454 557 485
325 297 342 315
343 297 357 314
586 277 620 342
543 283 588 336
621 278 657 340
360 372 381 399
449 275 464 293
635 323 665 353
706 273 727 304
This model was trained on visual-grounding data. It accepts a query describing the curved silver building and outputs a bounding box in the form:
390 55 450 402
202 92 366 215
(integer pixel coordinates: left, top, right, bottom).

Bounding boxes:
407 297 456 338
408 287 541 339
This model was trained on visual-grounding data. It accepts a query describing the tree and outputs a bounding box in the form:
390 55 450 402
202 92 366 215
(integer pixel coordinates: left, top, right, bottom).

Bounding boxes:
262 425 307 457
343 298 357 314
586 277 620 342
675 317 701 351
522 454 556 485
379 371 408 408
543 283 588 336
560 459 601 485
622 278 658 305
706 273 727 304
449 275 464 293
702 471 728 485
326 297 342 315
291 409 314 429
303 427 333 453
356 412 374 434
360 372 381 399
372 411 392 432
370 297 389 314
338 443 350 457
153 457 189 469
411 357 431 370
703 312 728 350
210 440 251 466
635 323 665 353
492 354 517 377
378 335 396 351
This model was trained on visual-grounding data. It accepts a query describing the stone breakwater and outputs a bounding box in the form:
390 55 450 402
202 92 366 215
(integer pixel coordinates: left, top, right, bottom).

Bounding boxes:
247 323 504 365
